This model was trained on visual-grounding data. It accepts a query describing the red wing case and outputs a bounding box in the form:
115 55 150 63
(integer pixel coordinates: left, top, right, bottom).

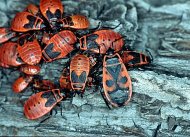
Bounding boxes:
0 42 24 68
103 53 132 107
121 51 151 67
24 89 63 120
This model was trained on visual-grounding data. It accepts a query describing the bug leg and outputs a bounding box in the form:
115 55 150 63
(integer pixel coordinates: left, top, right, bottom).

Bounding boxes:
56 103 67 120
145 49 153 62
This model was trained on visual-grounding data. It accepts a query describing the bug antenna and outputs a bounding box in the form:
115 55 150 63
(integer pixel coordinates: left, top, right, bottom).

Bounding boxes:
145 49 154 62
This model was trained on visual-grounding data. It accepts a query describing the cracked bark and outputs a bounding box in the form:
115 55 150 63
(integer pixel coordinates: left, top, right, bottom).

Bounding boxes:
0 0 190 137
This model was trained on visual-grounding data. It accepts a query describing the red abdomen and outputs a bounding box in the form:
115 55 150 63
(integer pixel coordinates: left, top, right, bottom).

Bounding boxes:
0 42 24 68
70 54 90 92
24 89 63 119
17 36 42 65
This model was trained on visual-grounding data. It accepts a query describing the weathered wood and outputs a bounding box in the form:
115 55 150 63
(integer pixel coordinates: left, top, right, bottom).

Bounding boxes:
0 0 190 136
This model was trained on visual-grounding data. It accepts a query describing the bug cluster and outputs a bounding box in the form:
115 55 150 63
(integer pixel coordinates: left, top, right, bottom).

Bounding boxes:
0 0 151 120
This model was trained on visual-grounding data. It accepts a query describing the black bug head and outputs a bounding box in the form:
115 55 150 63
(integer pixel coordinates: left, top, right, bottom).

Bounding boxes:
106 47 115 55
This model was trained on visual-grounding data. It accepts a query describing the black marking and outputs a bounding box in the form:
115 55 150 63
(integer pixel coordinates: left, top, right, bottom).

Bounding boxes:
71 71 87 83
41 91 56 107
18 38 25 46
106 64 121 80
45 96 56 107
85 34 99 50
106 80 114 87
35 19 42 28
46 10 54 21
108 88 129 106
41 91 53 98
127 52 141 65
87 34 98 41
105 57 119 65
119 76 127 84
24 15 37 29
54 9 62 20
65 16 74 26
43 43 61 59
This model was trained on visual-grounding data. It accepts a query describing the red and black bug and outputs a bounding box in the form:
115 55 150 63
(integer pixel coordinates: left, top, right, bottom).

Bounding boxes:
59 68 72 90
12 75 33 93
24 89 64 119
0 42 24 68
121 51 151 67
58 14 90 29
42 30 77 62
70 54 90 94
41 32 53 45
0 27 16 44
24 4 40 16
17 34 42 65
20 65 41 75
40 0 63 25
11 11 45 32
33 78 55 91
102 53 132 107
79 29 124 54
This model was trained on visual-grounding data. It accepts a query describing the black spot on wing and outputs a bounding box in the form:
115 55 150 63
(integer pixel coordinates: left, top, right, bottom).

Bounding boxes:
71 71 78 83
106 80 114 87
119 76 128 84
71 71 87 83
79 71 87 83
43 43 61 59
45 96 56 107
24 15 36 29
46 10 54 21
41 91 56 107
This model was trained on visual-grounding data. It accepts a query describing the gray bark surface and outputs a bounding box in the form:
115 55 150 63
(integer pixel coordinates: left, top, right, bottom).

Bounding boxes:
0 0 190 136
